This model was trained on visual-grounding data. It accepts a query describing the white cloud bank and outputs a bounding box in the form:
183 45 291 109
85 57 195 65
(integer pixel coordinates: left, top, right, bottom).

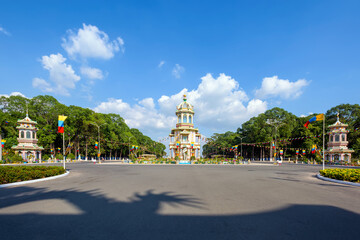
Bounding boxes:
255 76 309 99
32 53 80 96
94 73 268 137
62 23 124 60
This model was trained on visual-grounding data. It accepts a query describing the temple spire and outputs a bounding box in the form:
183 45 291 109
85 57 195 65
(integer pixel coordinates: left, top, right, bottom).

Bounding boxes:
337 112 339 122
26 103 29 118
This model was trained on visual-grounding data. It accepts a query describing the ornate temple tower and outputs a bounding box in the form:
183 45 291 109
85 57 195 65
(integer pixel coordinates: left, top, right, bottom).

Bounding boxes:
324 113 354 163
12 113 44 162
169 95 201 161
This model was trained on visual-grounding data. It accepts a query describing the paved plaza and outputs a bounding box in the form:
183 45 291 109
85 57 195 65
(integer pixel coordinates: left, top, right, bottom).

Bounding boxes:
0 163 359 239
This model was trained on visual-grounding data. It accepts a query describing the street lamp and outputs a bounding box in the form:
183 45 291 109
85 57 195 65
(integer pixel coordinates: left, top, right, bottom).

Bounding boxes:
238 136 244 160
128 136 133 160
90 122 106 162
266 119 283 162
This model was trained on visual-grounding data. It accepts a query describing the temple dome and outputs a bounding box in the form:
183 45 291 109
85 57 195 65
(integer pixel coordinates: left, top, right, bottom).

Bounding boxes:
176 95 193 111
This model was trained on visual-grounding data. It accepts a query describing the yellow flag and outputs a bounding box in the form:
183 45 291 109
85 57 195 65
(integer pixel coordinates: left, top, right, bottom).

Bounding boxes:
58 115 67 121
316 114 324 121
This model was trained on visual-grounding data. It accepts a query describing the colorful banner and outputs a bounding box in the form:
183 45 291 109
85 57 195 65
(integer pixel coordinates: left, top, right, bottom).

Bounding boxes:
1 139 6 148
58 115 67 133
95 141 98 149
304 114 324 128
311 145 317 154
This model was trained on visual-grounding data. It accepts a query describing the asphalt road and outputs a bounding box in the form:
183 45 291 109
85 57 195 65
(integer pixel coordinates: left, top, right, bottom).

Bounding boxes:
0 163 359 239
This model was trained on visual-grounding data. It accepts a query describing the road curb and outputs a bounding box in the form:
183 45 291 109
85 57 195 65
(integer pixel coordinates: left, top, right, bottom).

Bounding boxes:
0 170 70 189
316 173 360 187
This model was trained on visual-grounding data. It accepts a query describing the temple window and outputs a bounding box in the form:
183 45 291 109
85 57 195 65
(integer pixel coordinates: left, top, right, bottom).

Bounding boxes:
21 131 24 138
330 136 333 142
183 115 187 123
189 115 192 123
335 135 339 142
182 135 188 142
33 132 35 139
178 116 181 123
26 131 31 139
342 134 346 141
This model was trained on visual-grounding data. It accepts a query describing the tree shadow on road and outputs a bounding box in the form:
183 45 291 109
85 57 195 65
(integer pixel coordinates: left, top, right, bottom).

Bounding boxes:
0 186 359 240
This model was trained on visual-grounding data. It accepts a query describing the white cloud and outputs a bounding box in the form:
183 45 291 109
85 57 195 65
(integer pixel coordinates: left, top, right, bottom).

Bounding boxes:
33 53 80 96
158 61 165 68
0 27 10 36
255 76 309 99
0 92 26 98
139 98 155 109
300 112 313 118
80 67 104 80
94 98 176 134
62 23 124 60
172 64 185 79
94 73 268 138
32 78 54 93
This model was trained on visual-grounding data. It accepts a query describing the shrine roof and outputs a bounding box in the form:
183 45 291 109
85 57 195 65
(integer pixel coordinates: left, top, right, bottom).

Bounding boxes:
17 115 37 124
176 95 194 112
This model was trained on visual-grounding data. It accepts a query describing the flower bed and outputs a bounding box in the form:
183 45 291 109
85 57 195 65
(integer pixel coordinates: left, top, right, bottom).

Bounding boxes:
0 166 66 184
319 168 360 183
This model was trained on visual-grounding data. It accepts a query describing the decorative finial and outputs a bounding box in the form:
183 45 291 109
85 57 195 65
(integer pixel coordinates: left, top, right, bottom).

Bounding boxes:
337 112 340 122
26 103 29 118
183 94 187 102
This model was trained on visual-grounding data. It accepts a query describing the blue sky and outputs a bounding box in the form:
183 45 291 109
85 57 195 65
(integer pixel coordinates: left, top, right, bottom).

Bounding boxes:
1 0 360 141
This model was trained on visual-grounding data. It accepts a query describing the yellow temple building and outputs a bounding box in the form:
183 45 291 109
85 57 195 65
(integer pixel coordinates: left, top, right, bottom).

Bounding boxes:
169 95 201 161
324 113 354 163
12 113 44 162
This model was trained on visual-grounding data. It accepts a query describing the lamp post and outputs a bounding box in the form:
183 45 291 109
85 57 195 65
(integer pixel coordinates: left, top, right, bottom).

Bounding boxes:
128 136 133 160
239 136 244 160
90 122 106 163
266 119 283 162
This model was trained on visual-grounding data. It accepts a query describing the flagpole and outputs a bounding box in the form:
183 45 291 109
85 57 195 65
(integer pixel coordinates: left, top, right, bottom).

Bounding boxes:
323 115 325 170
63 131 65 169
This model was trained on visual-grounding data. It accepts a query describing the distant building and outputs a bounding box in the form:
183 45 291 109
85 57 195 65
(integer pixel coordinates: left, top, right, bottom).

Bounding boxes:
169 95 201 160
324 114 354 163
12 113 44 162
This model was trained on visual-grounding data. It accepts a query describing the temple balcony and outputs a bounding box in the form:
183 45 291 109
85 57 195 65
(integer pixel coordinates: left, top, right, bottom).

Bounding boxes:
17 138 38 144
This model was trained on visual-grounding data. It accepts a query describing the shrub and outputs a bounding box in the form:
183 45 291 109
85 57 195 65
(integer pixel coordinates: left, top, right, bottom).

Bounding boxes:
0 166 66 184
55 153 63 160
320 168 360 183
67 153 75 160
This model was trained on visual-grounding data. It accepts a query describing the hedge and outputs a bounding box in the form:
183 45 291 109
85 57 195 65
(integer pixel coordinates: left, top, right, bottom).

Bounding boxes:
0 166 66 184
320 168 360 183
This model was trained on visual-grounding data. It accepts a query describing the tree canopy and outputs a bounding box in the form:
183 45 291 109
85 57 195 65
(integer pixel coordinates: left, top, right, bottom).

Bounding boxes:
203 105 360 159
0 95 166 159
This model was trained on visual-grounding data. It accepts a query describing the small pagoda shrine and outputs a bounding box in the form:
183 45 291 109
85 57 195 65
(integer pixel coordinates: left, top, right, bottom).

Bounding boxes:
324 113 354 163
12 112 44 162
169 95 201 161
